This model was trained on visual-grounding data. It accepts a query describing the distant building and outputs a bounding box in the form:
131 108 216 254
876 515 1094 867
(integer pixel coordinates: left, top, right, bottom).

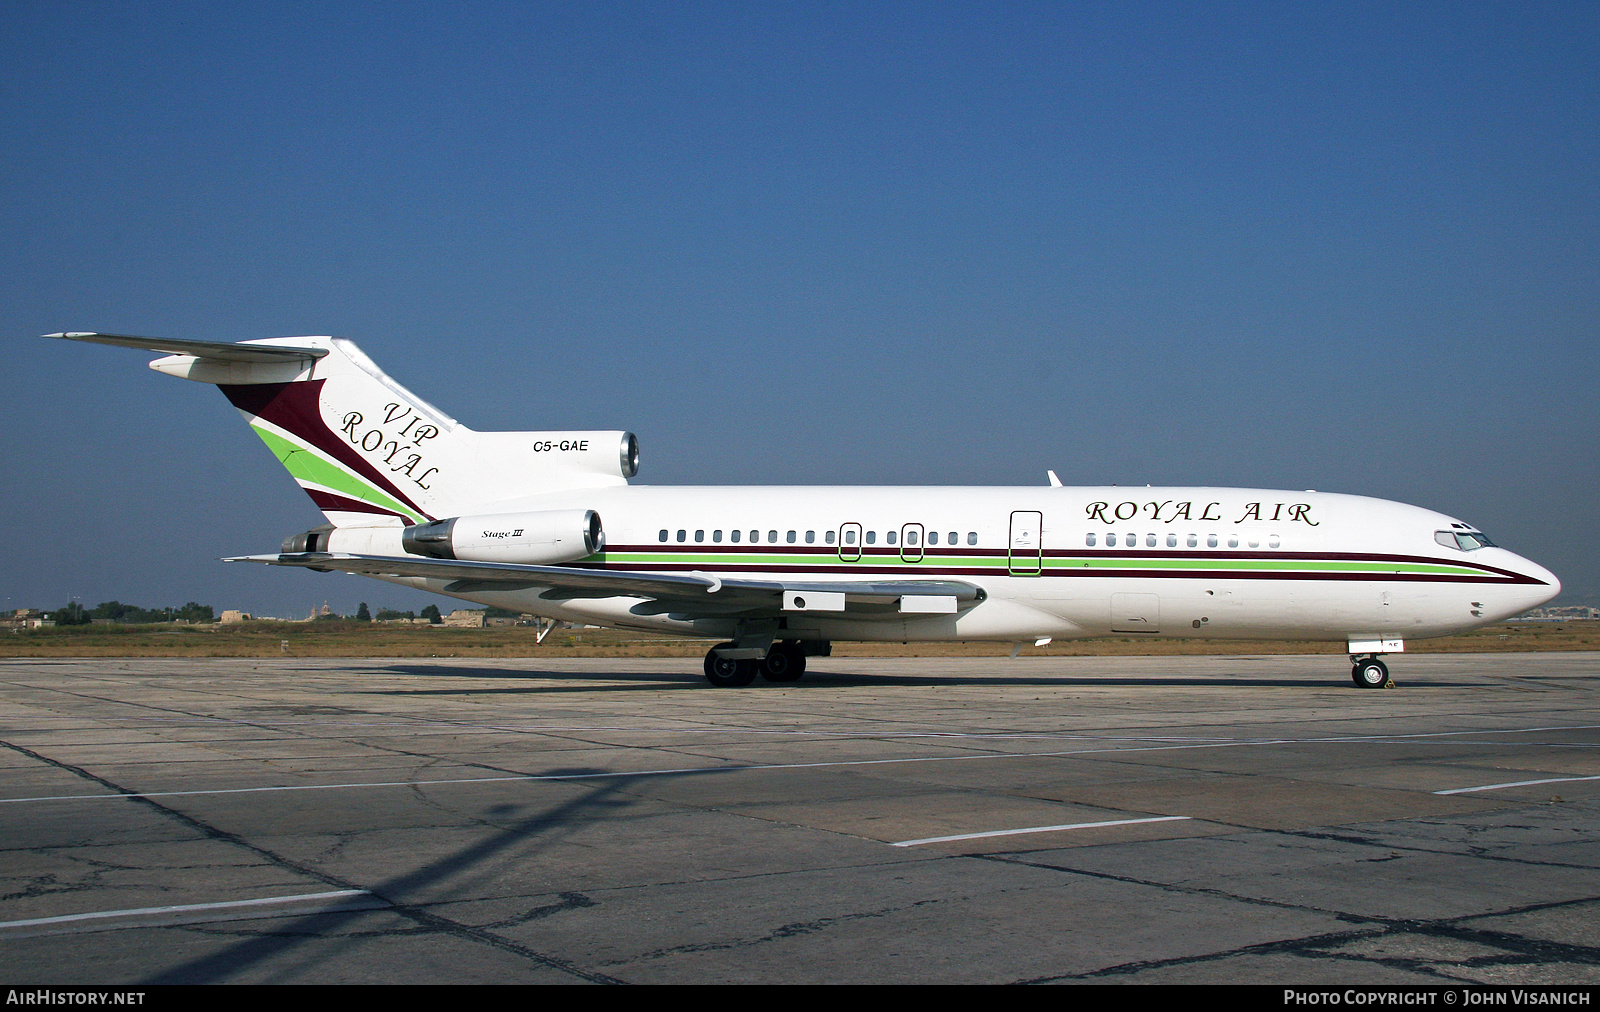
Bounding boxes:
1514 606 1600 621
221 610 252 624
443 609 485 628
2 610 53 631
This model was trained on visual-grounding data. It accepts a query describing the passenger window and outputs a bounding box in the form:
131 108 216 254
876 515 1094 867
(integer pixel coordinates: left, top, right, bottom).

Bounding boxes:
929 531 939 545
845 530 857 545
1187 534 1198 547
750 530 759 543
658 529 668 542
768 530 778 543
805 531 815 543
713 530 722 543
1086 533 1097 547
1146 534 1156 547
1166 534 1177 547
1248 538 1258 548
695 530 704 542
950 532 959 545
786 531 796 543
866 531 877 544
1228 536 1238 548
968 532 977 545
731 529 741 543
1106 533 1117 547
907 530 919 545
887 531 898 545
1268 535 1280 548
826 530 836 544
1207 534 1218 548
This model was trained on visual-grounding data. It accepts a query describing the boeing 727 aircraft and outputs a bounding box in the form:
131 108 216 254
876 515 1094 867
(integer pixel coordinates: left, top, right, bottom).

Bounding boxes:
49 332 1561 688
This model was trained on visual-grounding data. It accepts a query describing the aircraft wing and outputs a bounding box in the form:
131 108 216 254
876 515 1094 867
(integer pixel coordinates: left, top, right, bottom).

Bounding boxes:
45 332 328 363
228 552 984 618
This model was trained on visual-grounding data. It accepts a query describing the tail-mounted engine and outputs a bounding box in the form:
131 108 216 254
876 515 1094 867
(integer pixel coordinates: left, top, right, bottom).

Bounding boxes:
281 525 335 554
279 510 603 565
401 509 604 565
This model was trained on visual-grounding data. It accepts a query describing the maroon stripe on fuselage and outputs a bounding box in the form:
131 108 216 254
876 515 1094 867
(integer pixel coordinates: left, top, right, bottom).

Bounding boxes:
221 380 433 521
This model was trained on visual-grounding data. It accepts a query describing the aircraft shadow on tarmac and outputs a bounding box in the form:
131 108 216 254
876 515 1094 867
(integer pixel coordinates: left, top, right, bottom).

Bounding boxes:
364 664 1468 692
142 768 714 984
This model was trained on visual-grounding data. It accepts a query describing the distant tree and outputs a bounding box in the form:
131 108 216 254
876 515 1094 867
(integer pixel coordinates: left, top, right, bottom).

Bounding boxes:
420 604 442 625
52 602 91 626
314 609 341 621
355 602 372 622
173 602 215 623
91 601 131 621
375 608 415 621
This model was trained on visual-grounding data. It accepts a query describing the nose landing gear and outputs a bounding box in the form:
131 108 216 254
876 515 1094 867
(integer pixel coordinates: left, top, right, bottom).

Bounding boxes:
1350 655 1392 689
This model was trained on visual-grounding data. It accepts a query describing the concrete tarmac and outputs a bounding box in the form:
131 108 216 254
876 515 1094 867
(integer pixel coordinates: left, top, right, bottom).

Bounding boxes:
0 652 1596 985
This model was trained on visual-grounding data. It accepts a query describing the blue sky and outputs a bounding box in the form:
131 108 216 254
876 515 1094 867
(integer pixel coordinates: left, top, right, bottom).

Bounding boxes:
3 1 1596 617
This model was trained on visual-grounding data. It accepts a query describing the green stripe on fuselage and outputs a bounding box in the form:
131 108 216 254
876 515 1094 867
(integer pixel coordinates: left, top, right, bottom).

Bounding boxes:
1046 556 1482 577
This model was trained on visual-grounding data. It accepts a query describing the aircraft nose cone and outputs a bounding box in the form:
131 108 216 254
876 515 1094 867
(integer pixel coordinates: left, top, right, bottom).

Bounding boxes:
1510 553 1561 607
1536 565 1562 602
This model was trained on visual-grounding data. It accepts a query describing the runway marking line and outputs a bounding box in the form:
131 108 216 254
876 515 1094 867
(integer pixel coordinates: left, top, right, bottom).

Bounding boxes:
891 815 1192 847
0 889 374 930
1434 774 1600 795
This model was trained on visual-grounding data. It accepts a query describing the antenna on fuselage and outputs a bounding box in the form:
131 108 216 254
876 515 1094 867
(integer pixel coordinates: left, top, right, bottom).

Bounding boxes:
1046 470 1062 487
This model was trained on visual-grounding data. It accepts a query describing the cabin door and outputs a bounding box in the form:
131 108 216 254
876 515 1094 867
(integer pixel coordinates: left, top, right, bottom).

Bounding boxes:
1008 511 1043 575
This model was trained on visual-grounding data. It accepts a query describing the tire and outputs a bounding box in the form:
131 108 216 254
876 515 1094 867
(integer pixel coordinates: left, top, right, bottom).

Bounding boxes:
760 645 805 682
1353 658 1389 689
704 645 756 687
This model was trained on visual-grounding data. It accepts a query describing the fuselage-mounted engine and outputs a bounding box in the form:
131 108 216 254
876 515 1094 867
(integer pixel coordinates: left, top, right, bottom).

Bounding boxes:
400 509 604 565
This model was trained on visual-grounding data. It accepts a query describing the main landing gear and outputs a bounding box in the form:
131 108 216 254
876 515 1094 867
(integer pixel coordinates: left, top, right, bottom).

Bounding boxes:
1350 655 1392 689
703 641 808 687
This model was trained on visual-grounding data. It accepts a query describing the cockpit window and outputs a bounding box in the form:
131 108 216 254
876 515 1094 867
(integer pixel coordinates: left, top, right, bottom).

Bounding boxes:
1436 530 1496 551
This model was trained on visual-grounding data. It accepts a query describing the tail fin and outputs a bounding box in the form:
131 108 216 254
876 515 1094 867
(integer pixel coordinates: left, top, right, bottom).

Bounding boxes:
49 333 638 525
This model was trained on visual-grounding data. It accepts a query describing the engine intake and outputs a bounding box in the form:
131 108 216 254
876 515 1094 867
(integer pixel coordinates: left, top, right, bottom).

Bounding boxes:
402 509 604 565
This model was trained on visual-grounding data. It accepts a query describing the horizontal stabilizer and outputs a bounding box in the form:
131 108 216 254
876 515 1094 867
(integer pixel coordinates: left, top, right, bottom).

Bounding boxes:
44 332 328 363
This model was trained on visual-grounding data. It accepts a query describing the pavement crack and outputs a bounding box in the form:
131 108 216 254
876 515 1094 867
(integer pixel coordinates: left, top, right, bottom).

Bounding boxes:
481 892 597 928
972 852 1373 922
625 898 943 962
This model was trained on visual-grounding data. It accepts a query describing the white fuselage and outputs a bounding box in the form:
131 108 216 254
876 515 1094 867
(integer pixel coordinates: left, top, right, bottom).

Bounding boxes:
50 333 1560 653
374 485 1560 646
